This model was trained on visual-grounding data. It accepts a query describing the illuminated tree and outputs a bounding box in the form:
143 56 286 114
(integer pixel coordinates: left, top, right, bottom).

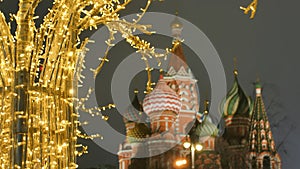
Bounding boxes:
0 0 162 168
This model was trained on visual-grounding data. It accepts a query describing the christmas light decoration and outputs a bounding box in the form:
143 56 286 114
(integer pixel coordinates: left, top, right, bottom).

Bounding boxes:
0 0 165 168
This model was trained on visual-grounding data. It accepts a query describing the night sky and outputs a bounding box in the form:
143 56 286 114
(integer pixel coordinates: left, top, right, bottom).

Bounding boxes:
1 0 299 168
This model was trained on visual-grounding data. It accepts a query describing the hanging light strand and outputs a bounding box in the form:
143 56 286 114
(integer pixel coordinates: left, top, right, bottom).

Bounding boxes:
0 0 161 168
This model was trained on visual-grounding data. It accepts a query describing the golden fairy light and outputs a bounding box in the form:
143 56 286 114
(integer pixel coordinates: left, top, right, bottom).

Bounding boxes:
143 39 180 94
0 0 165 168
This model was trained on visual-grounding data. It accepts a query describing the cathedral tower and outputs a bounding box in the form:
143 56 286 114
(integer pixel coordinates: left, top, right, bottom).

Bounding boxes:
118 91 150 169
248 81 281 169
143 77 181 169
194 102 222 169
163 15 200 139
220 69 253 169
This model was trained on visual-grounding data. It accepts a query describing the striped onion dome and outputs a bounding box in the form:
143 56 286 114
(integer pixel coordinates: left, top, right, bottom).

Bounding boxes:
123 91 147 123
143 79 181 115
221 72 252 125
127 123 151 143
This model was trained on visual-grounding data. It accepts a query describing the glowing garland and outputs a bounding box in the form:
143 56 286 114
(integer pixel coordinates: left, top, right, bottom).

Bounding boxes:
0 0 164 168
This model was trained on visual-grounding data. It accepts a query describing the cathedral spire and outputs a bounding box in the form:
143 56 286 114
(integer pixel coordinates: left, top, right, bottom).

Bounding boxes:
233 56 238 77
255 77 262 97
249 81 274 153
167 14 189 76
170 12 183 41
248 80 281 169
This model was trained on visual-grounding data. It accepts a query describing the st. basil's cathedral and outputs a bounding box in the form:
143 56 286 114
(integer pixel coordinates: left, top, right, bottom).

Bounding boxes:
117 16 281 169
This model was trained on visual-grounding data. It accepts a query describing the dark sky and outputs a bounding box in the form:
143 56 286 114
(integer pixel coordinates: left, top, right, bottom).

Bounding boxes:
1 0 300 168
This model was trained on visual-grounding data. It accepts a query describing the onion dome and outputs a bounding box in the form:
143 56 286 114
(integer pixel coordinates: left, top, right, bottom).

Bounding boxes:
221 71 252 125
195 117 219 138
197 101 218 137
143 79 181 115
127 123 151 143
123 90 147 123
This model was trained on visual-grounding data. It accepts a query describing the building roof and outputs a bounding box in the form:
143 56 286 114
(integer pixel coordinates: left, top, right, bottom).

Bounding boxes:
167 41 189 75
167 15 191 77
221 70 253 125
143 79 181 115
249 81 277 155
127 123 151 143
196 116 219 138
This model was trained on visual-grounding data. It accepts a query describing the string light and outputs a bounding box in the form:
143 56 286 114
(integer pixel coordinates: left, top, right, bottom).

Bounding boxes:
0 0 162 168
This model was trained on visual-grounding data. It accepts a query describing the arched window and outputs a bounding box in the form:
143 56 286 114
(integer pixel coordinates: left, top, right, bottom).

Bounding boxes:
261 129 266 139
262 139 268 150
252 156 257 169
263 156 271 169
260 120 265 128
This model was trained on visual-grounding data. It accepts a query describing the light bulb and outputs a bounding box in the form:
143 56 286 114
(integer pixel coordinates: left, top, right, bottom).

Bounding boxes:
183 141 191 149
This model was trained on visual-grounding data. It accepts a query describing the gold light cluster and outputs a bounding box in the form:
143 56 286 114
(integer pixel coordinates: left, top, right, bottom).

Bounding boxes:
0 0 163 168
240 0 259 19
143 39 181 94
